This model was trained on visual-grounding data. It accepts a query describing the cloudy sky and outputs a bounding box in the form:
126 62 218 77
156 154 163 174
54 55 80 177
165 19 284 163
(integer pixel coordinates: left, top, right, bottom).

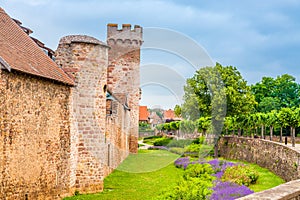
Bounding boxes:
2 0 300 109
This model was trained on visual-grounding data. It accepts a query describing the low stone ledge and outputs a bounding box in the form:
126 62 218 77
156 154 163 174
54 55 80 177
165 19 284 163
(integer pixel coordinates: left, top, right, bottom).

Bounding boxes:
238 179 300 200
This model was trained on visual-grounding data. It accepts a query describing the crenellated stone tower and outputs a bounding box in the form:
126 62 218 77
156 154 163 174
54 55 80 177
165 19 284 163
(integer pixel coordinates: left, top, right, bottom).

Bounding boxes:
107 24 143 153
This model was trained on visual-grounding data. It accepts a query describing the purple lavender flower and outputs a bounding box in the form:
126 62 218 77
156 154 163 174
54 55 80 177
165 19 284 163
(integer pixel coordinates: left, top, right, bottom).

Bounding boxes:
174 157 190 169
210 181 254 200
213 171 224 179
148 146 168 150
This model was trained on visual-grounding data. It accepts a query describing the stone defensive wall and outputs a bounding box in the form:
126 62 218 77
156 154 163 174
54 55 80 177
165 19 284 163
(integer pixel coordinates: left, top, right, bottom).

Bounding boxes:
218 136 300 199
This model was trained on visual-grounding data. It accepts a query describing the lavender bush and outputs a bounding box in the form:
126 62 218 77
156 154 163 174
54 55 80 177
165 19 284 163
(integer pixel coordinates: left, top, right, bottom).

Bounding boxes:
210 181 254 200
148 146 168 150
174 157 190 169
172 157 255 199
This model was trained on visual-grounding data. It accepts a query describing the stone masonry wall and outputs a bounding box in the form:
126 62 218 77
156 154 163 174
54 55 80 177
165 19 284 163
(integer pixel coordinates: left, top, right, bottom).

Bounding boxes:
219 136 300 182
107 24 143 153
105 100 130 175
0 70 71 200
56 35 111 194
239 179 300 200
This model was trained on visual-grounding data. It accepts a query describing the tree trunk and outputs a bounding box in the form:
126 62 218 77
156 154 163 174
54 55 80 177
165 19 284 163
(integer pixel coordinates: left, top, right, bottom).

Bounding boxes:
292 127 295 147
214 140 218 158
270 126 273 141
280 126 283 143
255 127 258 137
261 125 264 139
238 128 241 137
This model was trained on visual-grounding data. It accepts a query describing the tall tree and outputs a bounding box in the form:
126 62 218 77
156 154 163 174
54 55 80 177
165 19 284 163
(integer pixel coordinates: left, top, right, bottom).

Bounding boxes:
184 63 256 118
174 105 182 117
181 83 201 121
252 74 300 112
265 111 278 141
278 107 297 147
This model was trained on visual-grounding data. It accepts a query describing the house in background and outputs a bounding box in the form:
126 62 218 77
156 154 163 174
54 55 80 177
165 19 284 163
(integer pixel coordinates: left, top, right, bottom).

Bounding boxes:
149 111 163 129
139 106 150 123
163 109 182 122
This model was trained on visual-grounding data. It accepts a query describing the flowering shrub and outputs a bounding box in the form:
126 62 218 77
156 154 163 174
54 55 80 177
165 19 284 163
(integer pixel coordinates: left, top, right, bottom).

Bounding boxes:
207 159 237 179
210 181 254 200
174 157 190 169
221 165 259 186
171 157 255 200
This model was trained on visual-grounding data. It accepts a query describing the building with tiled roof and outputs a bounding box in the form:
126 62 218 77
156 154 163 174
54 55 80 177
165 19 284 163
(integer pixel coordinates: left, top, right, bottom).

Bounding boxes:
164 109 181 122
0 7 74 85
0 7 143 199
139 106 150 123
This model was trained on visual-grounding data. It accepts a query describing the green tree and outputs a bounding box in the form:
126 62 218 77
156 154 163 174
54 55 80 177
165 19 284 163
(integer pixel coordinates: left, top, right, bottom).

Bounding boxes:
174 105 182 117
197 117 211 135
185 63 255 118
252 74 300 112
181 83 201 121
224 116 234 135
265 111 278 141
180 120 196 134
258 97 281 113
163 123 171 132
278 107 297 147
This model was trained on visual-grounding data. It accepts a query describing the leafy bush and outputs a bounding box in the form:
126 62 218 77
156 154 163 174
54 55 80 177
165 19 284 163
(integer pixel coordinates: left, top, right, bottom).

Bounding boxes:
139 122 152 132
222 165 259 186
167 139 193 148
183 163 216 181
192 136 206 144
184 143 202 157
169 147 185 155
156 177 213 200
153 137 172 146
143 135 162 145
184 143 214 157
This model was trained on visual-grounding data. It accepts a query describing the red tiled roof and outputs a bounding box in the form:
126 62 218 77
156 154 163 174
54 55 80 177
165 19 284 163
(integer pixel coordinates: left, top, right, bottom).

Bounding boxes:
164 109 175 120
0 7 74 85
139 106 149 121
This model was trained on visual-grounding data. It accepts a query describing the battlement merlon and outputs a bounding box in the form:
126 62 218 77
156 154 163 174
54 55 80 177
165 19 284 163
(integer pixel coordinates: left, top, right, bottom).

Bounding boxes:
107 24 143 44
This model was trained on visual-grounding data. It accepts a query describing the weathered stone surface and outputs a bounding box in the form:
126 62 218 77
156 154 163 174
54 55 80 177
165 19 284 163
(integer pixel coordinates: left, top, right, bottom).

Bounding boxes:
107 24 142 153
238 179 300 200
0 70 71 200
56 37 108 194
219 136 300 182
219 136 300 200
0 23 142 199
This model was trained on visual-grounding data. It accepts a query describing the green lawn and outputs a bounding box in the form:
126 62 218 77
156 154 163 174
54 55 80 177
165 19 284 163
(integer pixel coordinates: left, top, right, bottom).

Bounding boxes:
248 163 285 192
117 149 180 173
64 150 285 200
63 150 182 200
220 158 285 192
